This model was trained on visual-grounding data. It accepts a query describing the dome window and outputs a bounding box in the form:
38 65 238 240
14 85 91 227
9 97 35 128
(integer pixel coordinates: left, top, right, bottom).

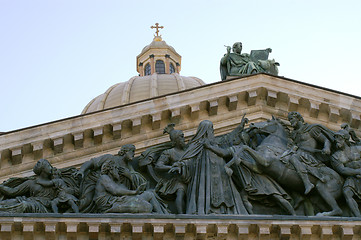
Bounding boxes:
144 63 151 76
155 60 165 74
170 63 175 74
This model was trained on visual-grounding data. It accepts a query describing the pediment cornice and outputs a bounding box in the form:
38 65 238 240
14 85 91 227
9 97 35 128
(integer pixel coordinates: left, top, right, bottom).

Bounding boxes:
1 74 360 181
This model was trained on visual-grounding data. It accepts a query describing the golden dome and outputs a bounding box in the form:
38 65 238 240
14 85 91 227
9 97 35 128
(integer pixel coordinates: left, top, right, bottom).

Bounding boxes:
81 73 204 114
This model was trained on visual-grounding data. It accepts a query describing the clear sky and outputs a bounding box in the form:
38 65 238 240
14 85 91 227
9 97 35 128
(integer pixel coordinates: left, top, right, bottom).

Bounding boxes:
1 0 360 132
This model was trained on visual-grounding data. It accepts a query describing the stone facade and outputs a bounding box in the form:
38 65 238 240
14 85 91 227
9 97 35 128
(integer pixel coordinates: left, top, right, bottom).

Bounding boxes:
1 74 361 239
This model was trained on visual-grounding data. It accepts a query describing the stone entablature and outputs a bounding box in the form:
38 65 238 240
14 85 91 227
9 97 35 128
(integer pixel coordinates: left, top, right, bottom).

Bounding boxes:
1 74 361 181
0 214 360 239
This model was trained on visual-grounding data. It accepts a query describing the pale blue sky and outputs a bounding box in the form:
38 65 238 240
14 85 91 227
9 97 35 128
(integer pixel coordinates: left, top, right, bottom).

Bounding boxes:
1 0 361 132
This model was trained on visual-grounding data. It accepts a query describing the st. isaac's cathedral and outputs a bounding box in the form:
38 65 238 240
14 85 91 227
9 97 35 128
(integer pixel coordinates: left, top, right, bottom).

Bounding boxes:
0 24 361 239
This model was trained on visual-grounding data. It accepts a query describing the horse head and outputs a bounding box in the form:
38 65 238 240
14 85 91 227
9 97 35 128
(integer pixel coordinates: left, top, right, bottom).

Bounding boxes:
248 116 290 149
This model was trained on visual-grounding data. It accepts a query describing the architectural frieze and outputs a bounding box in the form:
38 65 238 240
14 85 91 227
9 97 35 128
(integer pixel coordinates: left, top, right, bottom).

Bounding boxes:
1 74 360 181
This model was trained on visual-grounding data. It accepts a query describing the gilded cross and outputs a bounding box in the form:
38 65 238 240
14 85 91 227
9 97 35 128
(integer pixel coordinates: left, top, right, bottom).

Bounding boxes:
150 23 164 37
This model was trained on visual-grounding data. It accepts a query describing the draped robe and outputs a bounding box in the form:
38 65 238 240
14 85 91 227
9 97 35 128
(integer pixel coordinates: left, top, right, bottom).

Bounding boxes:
180 120 248 215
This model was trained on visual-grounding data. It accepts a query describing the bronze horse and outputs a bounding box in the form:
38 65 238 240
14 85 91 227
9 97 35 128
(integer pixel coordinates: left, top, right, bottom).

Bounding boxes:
241 117 344 216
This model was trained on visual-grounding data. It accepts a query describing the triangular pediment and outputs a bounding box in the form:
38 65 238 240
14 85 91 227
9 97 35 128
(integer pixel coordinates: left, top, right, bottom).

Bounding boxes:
1 73 360 181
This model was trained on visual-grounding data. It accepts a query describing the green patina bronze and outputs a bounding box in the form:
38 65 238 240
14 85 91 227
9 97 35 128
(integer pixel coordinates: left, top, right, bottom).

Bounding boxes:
220 42 279 80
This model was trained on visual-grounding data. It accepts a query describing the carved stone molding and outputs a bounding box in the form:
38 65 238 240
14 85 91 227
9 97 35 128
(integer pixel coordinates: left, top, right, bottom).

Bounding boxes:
0 215 360 239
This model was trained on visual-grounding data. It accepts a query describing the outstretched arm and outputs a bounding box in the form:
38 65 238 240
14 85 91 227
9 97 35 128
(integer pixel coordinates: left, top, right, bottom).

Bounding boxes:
219 115 249 146
204 141 231 158
77 156 108 179
331 156 361 177
100 175 137 196
76 160 95 179
0 180 31 197
231 115 249 136
79 160 94 173
155 152 172 172
220 46 231 65
311 128 332 154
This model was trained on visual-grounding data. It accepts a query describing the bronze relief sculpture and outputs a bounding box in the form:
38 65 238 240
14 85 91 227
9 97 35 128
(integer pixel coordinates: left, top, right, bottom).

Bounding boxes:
2 112 361 217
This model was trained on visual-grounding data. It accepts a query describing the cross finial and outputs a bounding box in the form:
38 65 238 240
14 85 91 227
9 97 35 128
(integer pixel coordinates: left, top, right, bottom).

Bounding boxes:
150 23 164 37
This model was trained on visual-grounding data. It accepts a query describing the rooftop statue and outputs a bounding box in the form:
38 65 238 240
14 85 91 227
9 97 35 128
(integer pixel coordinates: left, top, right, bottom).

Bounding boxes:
220 42 279 81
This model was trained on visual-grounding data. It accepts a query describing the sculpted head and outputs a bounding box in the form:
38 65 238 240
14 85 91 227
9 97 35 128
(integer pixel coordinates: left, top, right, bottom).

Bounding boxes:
33 159 53 177
232 42 243 54
172 131 186 148
288 111 304 128
198 120 214 139
164 123 186 148
334 131 349 149
101 159 120 180
118 144 136 162
341 123 351 131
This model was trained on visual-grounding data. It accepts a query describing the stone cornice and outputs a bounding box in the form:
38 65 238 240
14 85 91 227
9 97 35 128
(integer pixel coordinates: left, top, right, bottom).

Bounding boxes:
0 214 360 239
1 74 361 181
